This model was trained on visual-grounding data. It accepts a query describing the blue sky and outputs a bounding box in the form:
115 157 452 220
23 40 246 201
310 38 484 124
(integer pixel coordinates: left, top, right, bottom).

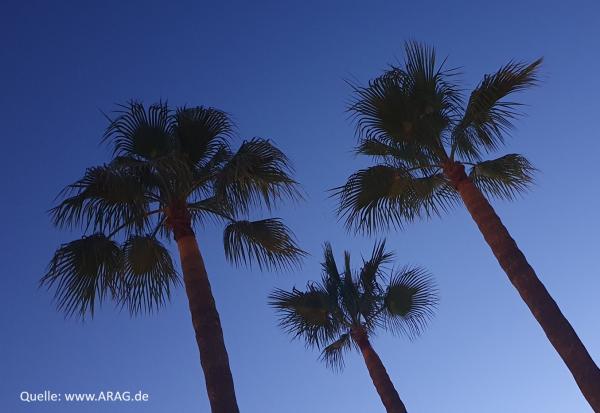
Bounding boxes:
1 1 599 412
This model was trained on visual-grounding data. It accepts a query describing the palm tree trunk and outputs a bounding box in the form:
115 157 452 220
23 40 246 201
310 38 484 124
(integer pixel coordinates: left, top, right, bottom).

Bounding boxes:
169 205 240 413
444 161 600 411
351 327 408 413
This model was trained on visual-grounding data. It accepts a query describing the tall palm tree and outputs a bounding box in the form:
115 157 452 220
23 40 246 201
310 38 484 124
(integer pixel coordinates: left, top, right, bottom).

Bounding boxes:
42 102 305 413
334 42 600 410
270 241 438 413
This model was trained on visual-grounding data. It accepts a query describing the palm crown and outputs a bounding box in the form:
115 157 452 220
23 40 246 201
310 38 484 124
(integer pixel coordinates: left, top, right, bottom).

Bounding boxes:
269 241 438 370
335 42 541 233
43 101 305 317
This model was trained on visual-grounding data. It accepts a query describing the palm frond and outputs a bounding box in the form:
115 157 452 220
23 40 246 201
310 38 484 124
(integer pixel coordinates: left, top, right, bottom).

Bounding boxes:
356 242 394 332
214 139 300 213
269 286 342 348
103 101 175 159
321 242 341 297
359 240 393 293
174 106 233 165
468 154 536 200
199 141 232 168
380 267 438 339
187 196 234 227
356 137 438 170
120 235 180 315
188 144 233 199
223 218 305 270
50 164 150 234
334 165 412 233
334 165 458 233
452 58 542 160
110 153 196 203
319 332 353 371
411 173 459 215
348 41 460 158
41 234 123 318
403 40 463 118
340 252 360 323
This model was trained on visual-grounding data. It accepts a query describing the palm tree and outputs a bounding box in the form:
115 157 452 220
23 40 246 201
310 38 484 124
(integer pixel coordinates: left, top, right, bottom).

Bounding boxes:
334 42 600 410
270 241 438 413
42 102 305 413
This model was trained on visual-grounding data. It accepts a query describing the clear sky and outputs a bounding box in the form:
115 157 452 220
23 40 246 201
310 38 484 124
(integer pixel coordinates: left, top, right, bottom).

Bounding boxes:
1 1 599 412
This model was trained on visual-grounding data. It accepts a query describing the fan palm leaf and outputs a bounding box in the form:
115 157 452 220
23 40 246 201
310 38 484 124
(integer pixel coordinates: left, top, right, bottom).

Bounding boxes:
223 218 305 270
468 154 536 200
41 234 122 317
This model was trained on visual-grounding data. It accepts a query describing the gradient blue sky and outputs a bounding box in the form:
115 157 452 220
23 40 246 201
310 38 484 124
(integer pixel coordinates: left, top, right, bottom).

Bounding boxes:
2 1 599 412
